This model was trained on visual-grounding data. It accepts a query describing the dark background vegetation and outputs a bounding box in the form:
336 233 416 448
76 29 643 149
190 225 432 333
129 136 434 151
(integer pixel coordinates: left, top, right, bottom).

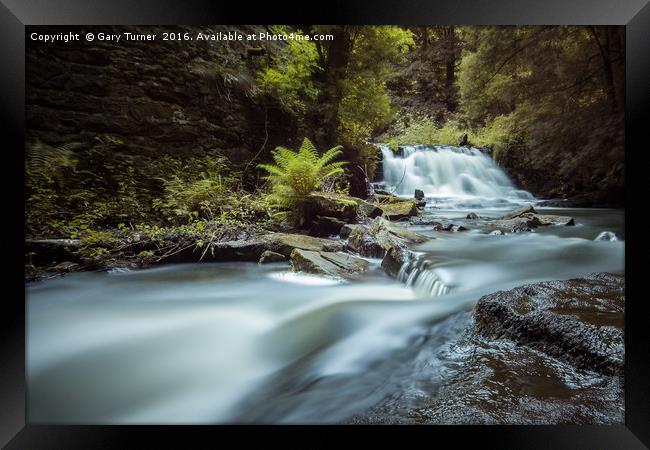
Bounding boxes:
25 25 624 242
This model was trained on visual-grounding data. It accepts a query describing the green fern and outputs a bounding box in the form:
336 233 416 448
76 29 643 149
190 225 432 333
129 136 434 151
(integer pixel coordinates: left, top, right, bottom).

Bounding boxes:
258 138 346 210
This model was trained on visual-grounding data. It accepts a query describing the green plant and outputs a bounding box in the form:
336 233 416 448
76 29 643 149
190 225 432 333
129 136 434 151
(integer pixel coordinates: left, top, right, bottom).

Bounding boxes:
258 138 347 210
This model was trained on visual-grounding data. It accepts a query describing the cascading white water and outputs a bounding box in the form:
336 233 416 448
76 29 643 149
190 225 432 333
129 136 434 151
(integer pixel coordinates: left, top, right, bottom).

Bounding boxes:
378 144 534 207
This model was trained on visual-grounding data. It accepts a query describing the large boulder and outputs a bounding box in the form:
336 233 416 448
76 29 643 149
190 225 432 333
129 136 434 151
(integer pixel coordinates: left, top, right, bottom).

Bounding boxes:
352 197 383 219
380 200 419 221
488 212 574 232
502 204 537 220
305 192 358 222
474 273 624 376
258 250 286 264
266 233 344 256
290 249 369 280
348 218 427 259
309 216 346 237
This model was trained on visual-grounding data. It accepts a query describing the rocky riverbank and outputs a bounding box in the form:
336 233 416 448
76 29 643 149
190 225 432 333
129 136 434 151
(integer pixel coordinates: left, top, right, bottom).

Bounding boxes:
347 272 625 424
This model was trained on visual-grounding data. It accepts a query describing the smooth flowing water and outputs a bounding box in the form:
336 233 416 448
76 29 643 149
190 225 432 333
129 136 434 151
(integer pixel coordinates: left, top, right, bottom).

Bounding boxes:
27 146 625 424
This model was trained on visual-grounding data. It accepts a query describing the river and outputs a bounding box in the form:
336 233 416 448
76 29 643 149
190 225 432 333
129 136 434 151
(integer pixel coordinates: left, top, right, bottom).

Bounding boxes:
26 145 625 424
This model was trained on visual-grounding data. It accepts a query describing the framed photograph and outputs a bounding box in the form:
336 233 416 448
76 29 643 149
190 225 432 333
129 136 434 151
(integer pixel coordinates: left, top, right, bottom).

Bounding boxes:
3 0 648 447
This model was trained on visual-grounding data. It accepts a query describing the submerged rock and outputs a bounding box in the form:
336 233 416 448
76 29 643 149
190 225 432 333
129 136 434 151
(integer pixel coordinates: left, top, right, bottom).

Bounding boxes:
290 249 369 279
258 250 286 264
474 272 624 376
488 212 573 233
595 231 618 242
466 212 480 220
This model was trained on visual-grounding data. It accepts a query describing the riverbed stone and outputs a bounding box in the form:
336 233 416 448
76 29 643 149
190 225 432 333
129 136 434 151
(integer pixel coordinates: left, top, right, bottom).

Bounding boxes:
352 197 383 219
380 200 419 221
290 249 369 279
474 272 624 376
309 216 346 237
258 250 286 264
348 218 427 260
502 204 537 220
265 233 344 256
305 192 358 222
466 212 480 220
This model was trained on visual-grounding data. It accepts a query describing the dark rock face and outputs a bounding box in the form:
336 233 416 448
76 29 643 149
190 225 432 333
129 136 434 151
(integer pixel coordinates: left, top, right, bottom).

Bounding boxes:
309 216 346 237
258 250 286 264
25 239 82 266
474 273 624 376
305 193 358 223
414 189 425 200
26 25 304 167
290 249 369 279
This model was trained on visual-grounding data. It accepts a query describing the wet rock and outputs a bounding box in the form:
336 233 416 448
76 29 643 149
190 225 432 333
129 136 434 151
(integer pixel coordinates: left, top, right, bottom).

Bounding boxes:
409 216 443 226
309 216 346 237
433 223 467 232
474 273 624 376
352 197 383 219
266 233 344 256
466 212 480 220
414 189 425 200
348 218 427 260
290 249 369 279
381 245 414 278
50 261 80 272
502 204 537 220
489 212 574 233
340 224 361 240
373 193 400 203
489 230 505 236
258 250 286 264
305 192 358 223
595 231 618 242
381 200 419 221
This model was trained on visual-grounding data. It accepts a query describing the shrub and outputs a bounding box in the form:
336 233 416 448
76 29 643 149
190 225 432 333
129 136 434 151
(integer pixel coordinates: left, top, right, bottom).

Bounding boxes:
258 138 347 211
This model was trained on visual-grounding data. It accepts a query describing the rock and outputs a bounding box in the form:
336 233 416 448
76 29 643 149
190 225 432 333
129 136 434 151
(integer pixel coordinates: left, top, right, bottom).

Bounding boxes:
348 226 385 258
466 212 479 220
258 250 286 264
373 193 400 204
50 261 80 272
309 216 346 237
474 273 624 376
414 189 425 200
432 223 466 232
352 197 383 219
290 249 369 280
381 200 419 221
534 215 575 226
25 239 82 265
305 192 358 223
488 212 574 233
489 230 505 236
340 224 361 240
595 231 618 242
348 218 428 259
459 133 469 146
266 233 344 256
381 246 417 278
409 216 443 226
416 200 427 209
502 204 536 220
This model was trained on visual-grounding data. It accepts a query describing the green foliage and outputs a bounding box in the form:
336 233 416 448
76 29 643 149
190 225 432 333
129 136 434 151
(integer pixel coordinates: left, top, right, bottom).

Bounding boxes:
257 25 320 111
258 138 347 210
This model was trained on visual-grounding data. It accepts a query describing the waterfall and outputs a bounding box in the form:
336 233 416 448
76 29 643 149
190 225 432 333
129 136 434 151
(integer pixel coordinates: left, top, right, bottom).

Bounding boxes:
377 144 533 208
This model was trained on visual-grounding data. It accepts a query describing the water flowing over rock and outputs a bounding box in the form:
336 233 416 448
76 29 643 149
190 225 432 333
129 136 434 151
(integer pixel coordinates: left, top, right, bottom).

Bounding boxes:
474 273 624 376
595 231 618 242
378 144 534 206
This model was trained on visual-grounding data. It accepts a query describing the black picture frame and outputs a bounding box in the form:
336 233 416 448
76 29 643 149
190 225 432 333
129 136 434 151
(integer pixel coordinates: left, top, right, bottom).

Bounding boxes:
2 0 648 447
